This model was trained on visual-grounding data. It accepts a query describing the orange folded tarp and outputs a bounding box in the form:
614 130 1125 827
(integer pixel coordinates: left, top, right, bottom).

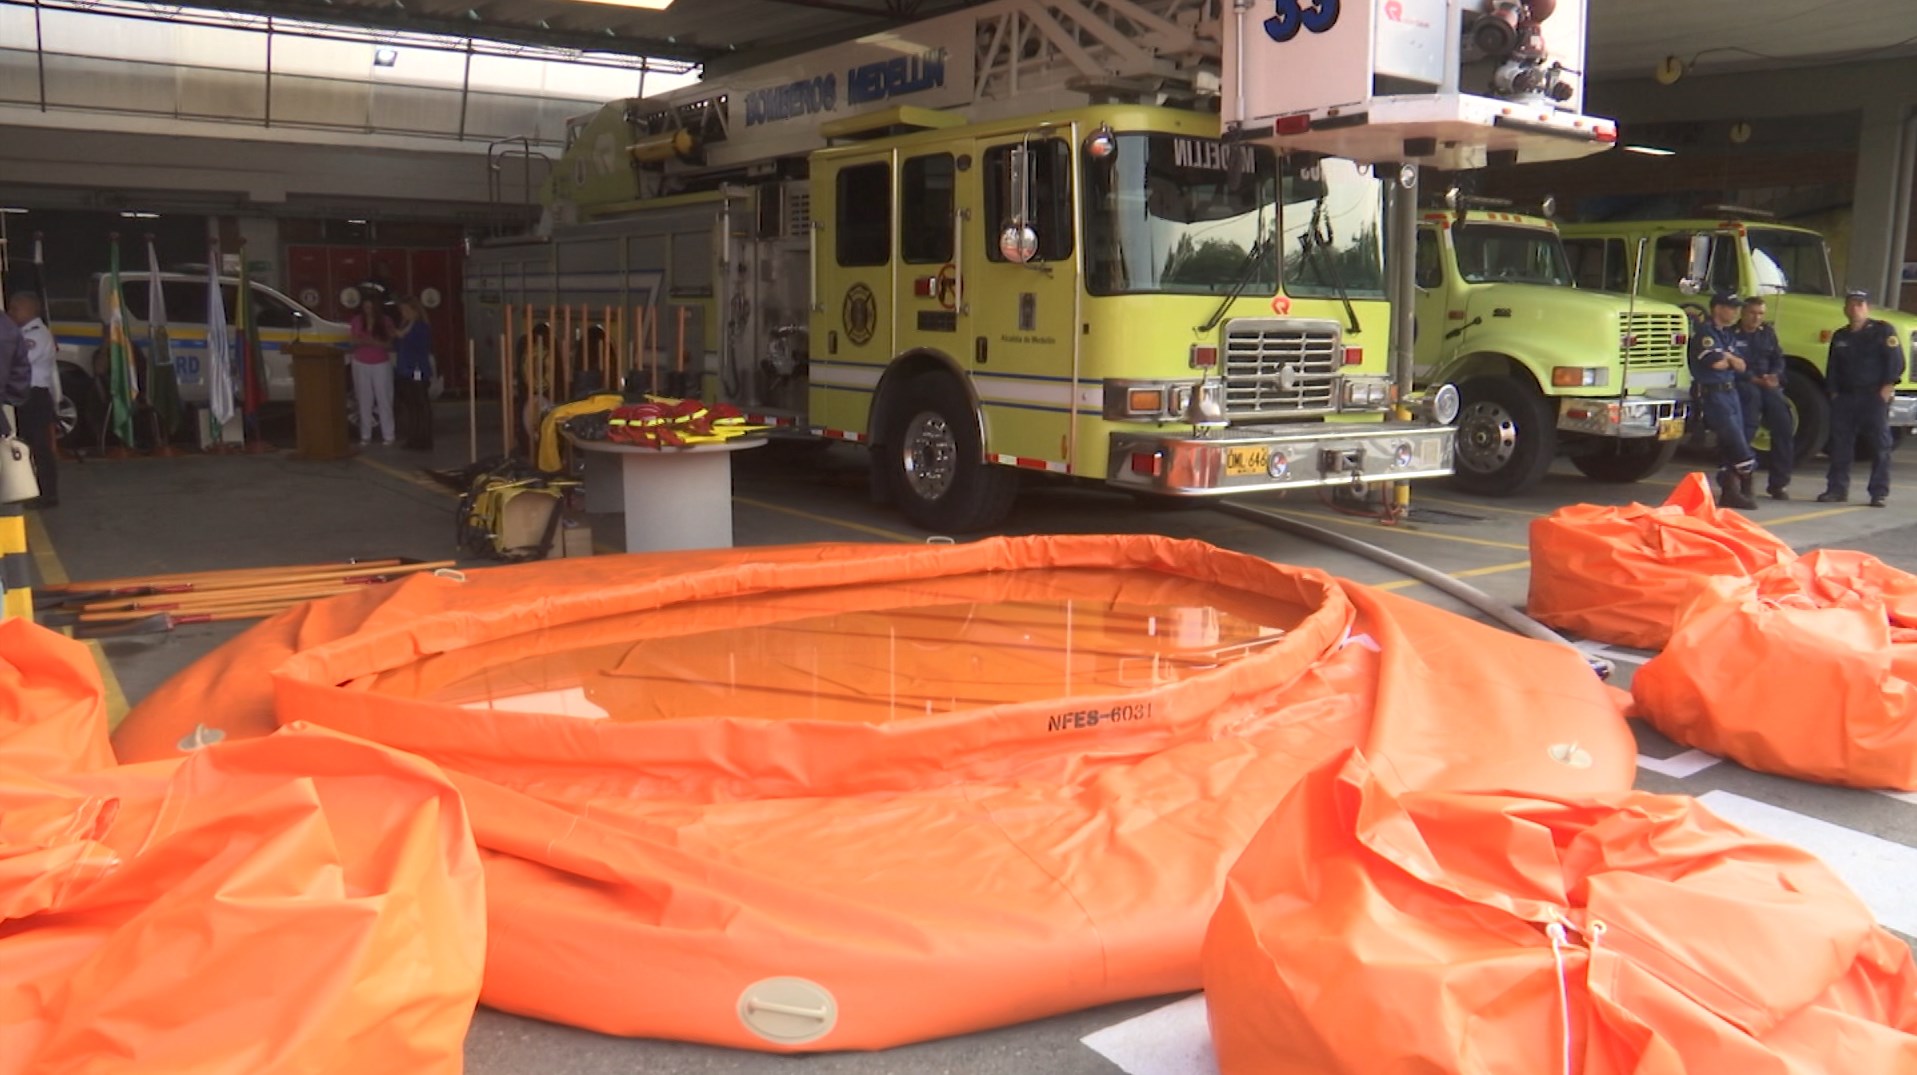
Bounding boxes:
1 619 486 1075
117 536 1636 1051
1632 549 1917 789
1205 750 1917 1074
1528 472 1795 649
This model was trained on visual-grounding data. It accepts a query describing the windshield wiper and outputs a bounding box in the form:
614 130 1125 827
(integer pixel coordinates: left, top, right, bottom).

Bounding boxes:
1301 197 1361 334
1195 234 1273 335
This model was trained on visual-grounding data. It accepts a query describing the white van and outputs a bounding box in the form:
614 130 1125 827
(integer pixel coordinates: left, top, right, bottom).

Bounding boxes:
50 272 352 408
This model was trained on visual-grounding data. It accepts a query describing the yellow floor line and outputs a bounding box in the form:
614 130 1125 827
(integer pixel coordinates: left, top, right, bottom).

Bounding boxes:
355 453 451 493
1265 507 1531 552
1760 505 1862 525
734 496 920 543
25 512 131 728
1375 558 1532 592
1414 493 1544 519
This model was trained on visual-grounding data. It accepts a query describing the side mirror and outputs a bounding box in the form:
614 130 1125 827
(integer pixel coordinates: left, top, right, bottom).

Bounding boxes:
999 224 1039 264
1678 277 1702 296
1000 142 1039 264
1686 235 1712 286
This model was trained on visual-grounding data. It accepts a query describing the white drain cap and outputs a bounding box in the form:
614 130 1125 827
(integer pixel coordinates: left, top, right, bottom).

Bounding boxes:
737 977 837 1045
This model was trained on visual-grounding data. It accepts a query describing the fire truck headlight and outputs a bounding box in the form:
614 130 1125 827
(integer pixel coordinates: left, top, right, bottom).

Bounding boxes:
1432 383 1461 425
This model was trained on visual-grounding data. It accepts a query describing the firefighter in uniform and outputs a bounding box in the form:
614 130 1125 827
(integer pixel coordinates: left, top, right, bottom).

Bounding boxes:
1690 291 1758 509
1735 295 1794 500
1818 289 1904 507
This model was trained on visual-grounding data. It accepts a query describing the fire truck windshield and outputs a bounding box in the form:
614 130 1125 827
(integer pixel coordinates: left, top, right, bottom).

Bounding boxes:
1083 134 1278 296
1746 227 1835 297
1452 224 1573 287
1279 156 1386 301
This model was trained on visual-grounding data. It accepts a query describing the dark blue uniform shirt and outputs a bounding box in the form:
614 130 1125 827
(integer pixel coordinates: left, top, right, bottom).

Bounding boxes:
1736 322 1786 382
1826 319 1905 395
1689 320 1745 387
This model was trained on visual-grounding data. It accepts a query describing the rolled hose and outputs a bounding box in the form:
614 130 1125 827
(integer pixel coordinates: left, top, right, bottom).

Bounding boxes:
1216 501 1614 678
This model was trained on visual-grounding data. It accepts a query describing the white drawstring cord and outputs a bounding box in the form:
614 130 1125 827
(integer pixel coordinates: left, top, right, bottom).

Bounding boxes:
1547 914 1606 1075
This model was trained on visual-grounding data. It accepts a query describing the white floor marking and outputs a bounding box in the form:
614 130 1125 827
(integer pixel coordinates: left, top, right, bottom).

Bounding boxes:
1081 993 1218 1075
1880 789 1917 806
1635 749 1723 779
1698 791 1917 937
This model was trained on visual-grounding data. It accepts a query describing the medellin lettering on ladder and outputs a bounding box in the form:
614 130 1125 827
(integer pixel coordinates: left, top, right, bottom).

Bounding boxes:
744 48 948 128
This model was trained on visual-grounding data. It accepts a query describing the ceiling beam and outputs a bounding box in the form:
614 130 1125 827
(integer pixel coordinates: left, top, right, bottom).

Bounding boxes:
158 0 726 62
745 0 902 18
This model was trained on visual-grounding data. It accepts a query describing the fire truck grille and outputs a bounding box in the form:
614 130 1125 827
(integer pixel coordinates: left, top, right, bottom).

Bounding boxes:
1622 310 1687 368
1222 320 1342 419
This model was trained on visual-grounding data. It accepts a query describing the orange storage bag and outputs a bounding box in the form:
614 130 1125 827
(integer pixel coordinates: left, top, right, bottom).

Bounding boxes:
118 536 1636 1051
1204 750 1917 1074
1632 549 1917 789
1528 472 1795 649
0 619 487 1075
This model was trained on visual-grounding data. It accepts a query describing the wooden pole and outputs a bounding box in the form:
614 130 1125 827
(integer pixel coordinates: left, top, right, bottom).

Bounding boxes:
501 304 513 456
466 337 478 463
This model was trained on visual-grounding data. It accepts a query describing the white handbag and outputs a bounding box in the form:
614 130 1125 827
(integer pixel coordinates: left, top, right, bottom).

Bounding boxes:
0 405 40 505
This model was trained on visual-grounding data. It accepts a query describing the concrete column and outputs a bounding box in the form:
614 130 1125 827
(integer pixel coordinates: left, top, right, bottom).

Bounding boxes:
1845 99 1914 301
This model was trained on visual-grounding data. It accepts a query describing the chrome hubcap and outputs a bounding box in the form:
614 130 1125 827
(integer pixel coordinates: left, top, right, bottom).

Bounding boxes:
1456 400 1519 473
901 412 957 500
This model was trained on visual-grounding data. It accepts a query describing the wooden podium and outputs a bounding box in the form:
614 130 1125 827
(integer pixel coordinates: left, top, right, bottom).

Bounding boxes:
288 343 351 461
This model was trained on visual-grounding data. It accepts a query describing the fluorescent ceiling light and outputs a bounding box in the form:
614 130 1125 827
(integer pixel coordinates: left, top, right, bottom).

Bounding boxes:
564 0 675 10
374 47 399 67
1621 145 1675 157
0 207 28 215
120 211 160 219
346 218 369 224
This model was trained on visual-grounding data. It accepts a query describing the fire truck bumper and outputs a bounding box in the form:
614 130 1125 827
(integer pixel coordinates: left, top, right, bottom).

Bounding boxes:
1107 422 1456 497
1556 395 1690 440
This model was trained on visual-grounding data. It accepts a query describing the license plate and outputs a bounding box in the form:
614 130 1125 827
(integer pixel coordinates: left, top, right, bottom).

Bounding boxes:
1656 417 1685 441
1224 445 1269 476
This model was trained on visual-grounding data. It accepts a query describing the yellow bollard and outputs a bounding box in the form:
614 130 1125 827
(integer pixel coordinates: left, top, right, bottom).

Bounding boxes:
0 501 29 621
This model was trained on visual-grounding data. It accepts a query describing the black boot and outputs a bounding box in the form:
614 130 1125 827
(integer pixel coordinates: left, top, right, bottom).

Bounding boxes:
1738 469 1759 509
1719 468 1757 510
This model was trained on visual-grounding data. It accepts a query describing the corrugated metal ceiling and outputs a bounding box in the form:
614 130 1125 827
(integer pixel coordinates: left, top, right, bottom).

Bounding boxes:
132 0 1917 77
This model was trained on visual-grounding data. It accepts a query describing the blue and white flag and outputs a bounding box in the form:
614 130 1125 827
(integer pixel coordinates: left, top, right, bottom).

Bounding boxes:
205 244 236 430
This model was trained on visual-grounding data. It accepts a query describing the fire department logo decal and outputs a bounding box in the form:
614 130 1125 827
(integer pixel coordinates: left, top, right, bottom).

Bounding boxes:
842 283 878 346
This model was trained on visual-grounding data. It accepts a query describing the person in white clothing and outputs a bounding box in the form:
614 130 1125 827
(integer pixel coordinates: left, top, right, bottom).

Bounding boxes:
348 296 397 447
6 292 60 506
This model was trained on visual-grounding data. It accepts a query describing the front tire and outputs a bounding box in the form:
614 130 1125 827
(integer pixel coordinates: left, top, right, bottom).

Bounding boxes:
1449 377 1557 496
1570 438 1678 483
1780 371 1829 464
877 377 1018 533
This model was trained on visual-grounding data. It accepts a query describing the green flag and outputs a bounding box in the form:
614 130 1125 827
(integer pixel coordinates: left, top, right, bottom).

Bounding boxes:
105 238 139 448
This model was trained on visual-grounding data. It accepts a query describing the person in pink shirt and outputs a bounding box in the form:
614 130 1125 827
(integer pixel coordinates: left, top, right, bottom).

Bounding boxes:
349 297 397 446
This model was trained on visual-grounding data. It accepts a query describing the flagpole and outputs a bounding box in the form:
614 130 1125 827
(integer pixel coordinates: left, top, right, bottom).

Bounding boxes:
144 233 181 457
467 338 477 464
501 303 513 457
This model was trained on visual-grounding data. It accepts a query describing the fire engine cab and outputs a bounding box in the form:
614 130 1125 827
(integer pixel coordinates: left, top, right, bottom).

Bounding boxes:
466 0 1604 531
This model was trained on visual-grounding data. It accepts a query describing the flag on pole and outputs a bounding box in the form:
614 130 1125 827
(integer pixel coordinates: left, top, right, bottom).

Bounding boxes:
105 236 139 448
145 236 182 439
237 244 266 417
205 243 237 432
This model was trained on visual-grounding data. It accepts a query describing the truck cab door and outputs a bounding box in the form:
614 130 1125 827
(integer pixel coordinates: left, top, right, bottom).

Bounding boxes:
1412 225 1449 379
810 151 897 434
955 131 1081 468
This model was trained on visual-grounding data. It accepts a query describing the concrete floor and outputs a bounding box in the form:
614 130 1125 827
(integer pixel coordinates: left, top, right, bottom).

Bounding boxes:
23 402 1917 1075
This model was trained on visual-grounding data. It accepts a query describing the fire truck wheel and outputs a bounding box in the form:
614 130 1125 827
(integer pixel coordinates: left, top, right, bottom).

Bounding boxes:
1774 371 1828 463
1569 438 1677 483
880 377 1018 533
1448 377 1556 497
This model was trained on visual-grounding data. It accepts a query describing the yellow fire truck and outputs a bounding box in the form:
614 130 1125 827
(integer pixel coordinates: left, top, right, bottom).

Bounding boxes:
468 0 1610 531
